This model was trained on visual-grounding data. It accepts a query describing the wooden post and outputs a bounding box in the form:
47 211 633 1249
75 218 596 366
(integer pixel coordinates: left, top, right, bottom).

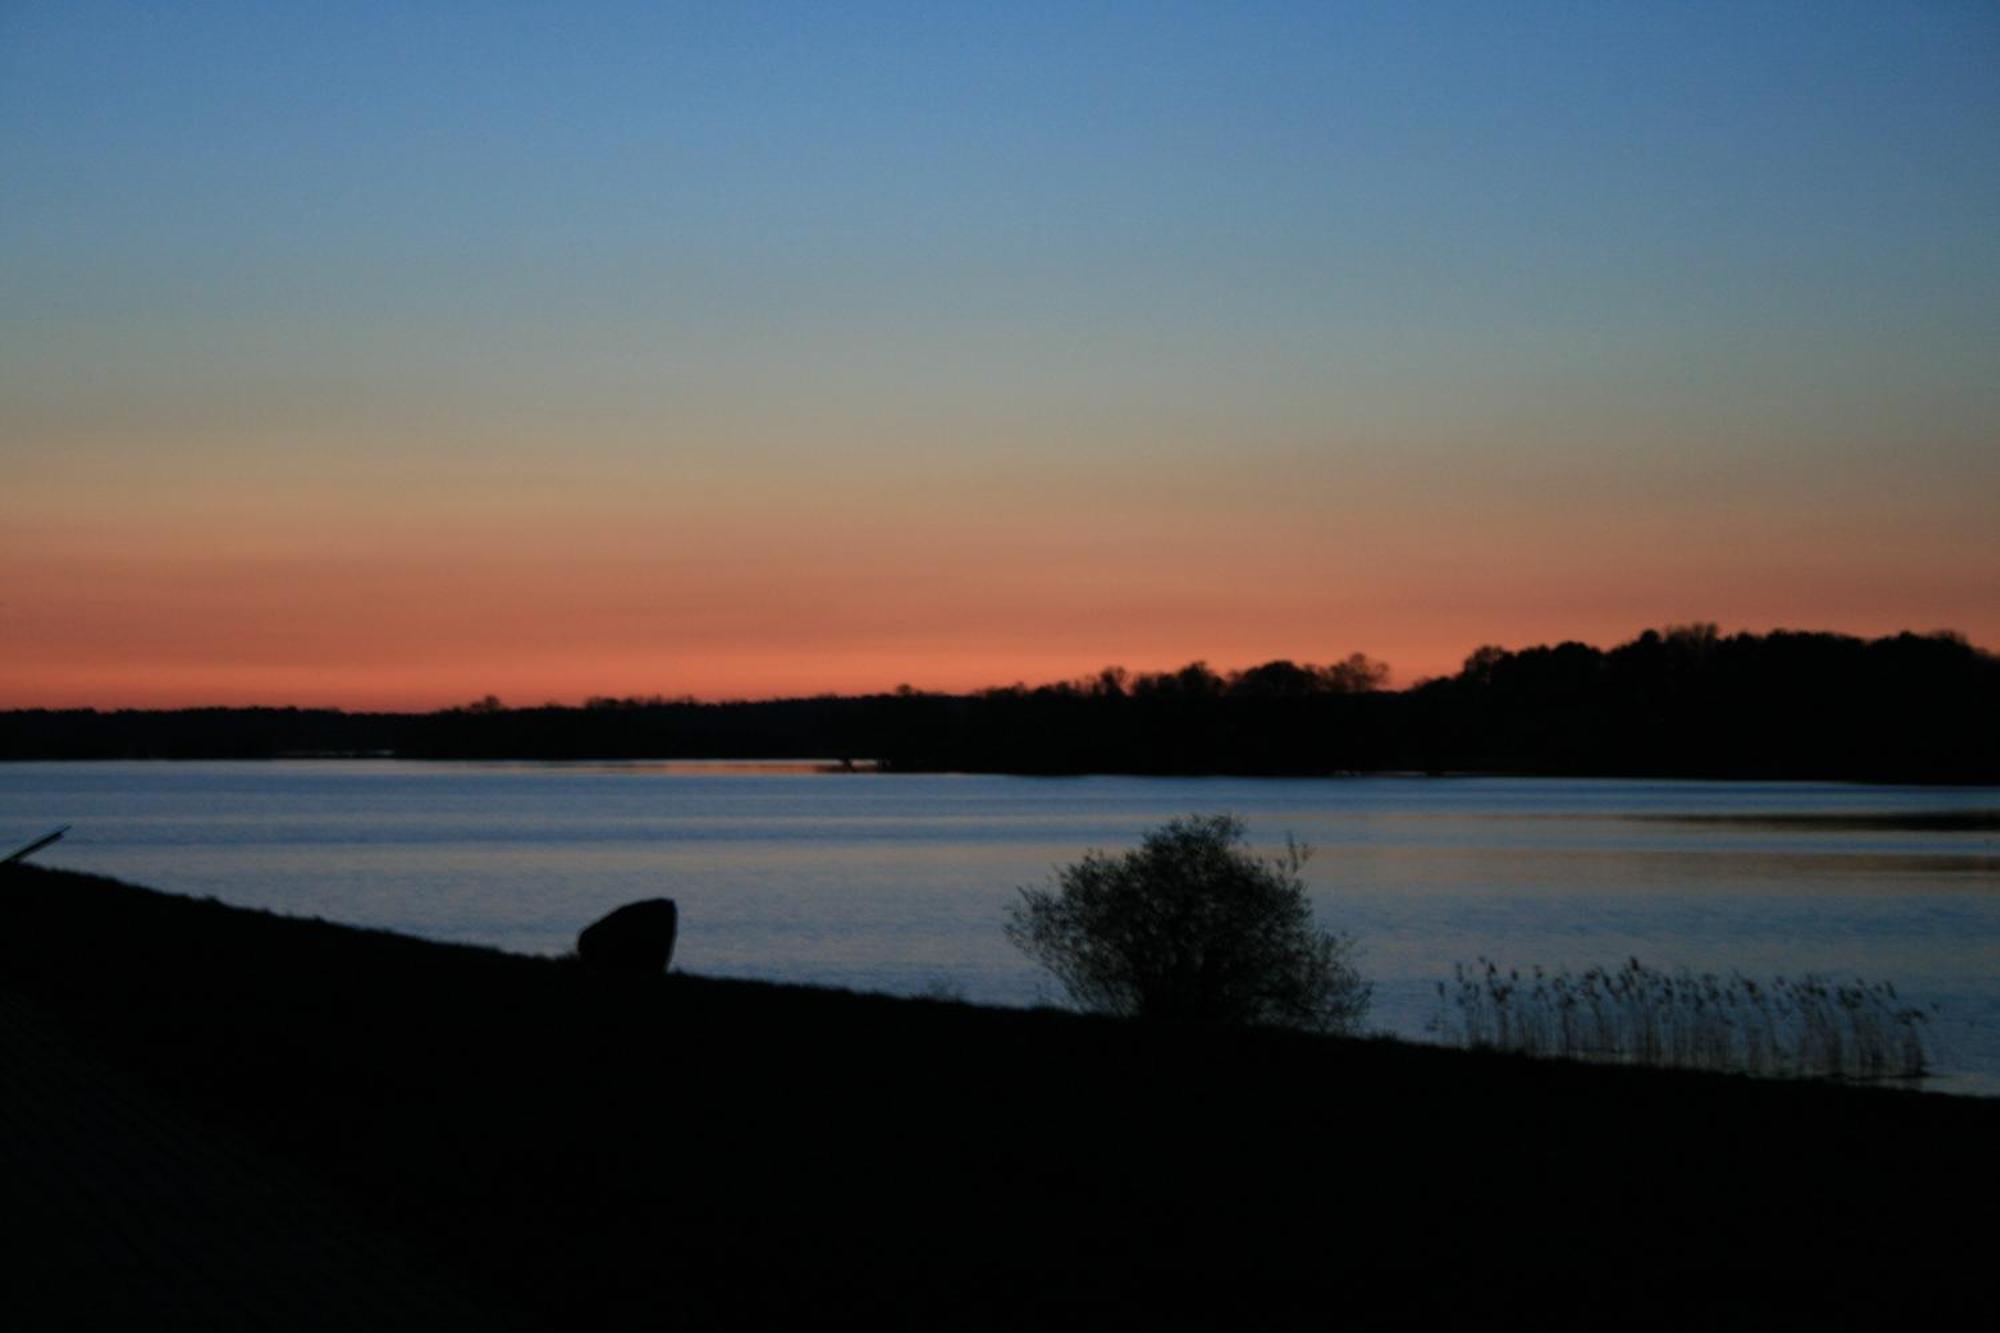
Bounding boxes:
2 825 69 865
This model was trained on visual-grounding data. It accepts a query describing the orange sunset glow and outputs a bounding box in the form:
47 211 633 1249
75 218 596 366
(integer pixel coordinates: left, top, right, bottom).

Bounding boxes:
5 3 1997 710
7 434 1993 709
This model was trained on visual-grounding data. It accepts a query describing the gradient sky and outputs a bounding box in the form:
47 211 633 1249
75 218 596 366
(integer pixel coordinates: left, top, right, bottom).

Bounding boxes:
4 1 1997 708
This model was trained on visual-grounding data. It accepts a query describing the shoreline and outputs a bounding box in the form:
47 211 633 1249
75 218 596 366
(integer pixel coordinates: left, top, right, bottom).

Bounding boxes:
2 862 1994 1325
9 753 2000 791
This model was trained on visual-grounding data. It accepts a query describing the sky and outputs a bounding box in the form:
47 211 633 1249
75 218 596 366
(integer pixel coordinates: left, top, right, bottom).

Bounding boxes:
4 1 1997 708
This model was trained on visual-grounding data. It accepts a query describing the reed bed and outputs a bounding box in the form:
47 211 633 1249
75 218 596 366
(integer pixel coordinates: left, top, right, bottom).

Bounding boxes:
1431 958 1934 1081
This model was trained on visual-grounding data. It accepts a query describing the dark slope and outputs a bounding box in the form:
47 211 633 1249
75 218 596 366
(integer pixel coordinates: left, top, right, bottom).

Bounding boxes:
1 863 1992 1328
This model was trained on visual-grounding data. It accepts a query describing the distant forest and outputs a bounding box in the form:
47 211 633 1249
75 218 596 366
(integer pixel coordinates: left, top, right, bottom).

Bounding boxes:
4 627 1997 783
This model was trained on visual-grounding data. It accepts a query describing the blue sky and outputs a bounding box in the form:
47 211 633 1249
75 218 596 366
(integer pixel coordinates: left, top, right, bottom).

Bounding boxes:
4 2 1997 704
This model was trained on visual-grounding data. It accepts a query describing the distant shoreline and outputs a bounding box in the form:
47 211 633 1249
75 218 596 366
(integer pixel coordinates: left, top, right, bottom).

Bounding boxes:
2 754 1996 787
4 627 1997 783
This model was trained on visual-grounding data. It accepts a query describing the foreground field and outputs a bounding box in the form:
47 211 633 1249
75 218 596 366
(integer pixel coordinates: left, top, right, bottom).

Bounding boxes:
0 863 1992 1329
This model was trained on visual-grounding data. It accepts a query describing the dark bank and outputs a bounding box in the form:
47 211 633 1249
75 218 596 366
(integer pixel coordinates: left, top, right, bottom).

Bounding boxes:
5 626 1998 783
1 862 1991 1328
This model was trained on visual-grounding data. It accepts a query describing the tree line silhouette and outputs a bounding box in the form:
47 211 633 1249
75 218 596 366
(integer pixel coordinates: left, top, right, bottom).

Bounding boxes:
3 627 1994 782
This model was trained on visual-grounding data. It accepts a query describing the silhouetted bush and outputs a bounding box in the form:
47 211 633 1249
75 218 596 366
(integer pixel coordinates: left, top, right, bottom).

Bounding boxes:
1006 815 1370 1032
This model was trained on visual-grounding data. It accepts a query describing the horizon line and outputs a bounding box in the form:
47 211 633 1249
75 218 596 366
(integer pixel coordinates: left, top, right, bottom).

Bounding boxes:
2 623 1986 716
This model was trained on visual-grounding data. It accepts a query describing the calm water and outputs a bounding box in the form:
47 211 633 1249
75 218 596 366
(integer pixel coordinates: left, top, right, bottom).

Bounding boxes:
5 761 1997 1094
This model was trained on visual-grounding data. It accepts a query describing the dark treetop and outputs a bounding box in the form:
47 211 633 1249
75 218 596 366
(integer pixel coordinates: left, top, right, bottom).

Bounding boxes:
3 626 1995 783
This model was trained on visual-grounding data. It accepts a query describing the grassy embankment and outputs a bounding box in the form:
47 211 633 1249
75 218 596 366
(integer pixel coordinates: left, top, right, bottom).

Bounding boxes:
1 863 1993 1328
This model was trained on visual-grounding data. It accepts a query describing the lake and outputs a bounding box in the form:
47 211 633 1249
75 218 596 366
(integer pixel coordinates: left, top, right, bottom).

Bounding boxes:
5 761 1997 1094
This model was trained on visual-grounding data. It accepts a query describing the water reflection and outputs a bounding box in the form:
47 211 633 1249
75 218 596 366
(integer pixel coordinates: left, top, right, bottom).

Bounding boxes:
2 763 1995 1093
1637 810 2000 832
